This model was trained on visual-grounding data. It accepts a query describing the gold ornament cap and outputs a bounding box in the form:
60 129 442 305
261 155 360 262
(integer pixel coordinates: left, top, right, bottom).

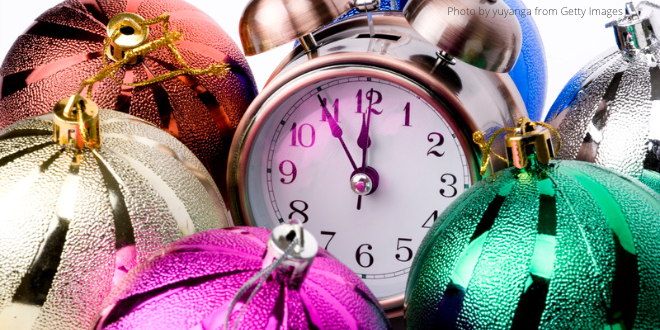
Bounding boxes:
53 95 101 151
239 0 354 56
106 13 150 64
505 118 555 170
474 118 561 175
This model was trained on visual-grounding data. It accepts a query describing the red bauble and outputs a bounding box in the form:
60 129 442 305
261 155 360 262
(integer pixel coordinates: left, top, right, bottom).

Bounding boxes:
0 0 258 192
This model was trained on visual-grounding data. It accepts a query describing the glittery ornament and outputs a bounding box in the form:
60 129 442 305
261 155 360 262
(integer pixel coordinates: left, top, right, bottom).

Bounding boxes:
502 0 547 121
95 224 391 330
546 2 660 184
405 119 660 329
0 0 258 193
0 96 230 330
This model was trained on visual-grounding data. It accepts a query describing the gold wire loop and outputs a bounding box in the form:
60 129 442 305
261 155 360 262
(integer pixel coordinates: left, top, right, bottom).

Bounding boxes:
78 12 229 99
473 120 562 176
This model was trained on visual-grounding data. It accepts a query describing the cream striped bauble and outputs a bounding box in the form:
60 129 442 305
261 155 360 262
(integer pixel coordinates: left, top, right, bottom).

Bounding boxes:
0 101 230 330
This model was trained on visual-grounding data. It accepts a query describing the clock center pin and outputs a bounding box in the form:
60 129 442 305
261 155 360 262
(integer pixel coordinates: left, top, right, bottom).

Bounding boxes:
350 167 380 196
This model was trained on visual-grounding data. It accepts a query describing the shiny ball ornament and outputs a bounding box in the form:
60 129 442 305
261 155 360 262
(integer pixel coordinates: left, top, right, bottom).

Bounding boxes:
546 2 660 182
405 120 660 329
0 0 258 191
502 0 547 121
0 97 230 330
337 0 404 20
94 224 391 330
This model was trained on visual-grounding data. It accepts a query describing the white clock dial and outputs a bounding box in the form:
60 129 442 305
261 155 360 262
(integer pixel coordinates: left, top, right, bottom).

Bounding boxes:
243 73 471 302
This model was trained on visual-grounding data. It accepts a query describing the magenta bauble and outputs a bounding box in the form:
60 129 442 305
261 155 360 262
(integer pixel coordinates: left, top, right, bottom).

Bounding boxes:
95 226 390 329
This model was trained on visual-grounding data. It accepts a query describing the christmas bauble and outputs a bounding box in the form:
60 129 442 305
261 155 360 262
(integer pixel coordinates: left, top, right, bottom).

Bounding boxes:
0 0 258 192
545 3 660 179
95 224 390 329
405 119 660 329
0 97 230 330
502 0 547 121
337 0 405 20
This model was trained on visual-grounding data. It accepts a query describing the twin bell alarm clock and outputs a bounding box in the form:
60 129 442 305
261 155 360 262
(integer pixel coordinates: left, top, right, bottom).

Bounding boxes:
227 0 528 315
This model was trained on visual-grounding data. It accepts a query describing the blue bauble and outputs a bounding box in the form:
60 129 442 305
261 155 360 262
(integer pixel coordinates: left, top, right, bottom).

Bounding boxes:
337 0 405 20
501 0 548 121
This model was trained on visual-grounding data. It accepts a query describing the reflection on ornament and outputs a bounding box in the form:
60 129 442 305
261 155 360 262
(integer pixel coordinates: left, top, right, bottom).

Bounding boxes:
546 2 660 183
0 96 230 330
95 223 391 330
405 119 660 329
0 0 258 193
502 0 547 121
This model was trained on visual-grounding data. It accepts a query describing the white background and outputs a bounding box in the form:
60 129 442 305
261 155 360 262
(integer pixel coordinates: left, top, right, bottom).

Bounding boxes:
0 0 637 118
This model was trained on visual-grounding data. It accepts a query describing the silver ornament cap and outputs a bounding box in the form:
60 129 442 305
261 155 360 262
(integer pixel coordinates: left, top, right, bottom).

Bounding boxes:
546 1 660 178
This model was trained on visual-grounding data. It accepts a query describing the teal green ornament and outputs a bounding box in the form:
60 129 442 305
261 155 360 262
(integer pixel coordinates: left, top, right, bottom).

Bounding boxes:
405 119 660 329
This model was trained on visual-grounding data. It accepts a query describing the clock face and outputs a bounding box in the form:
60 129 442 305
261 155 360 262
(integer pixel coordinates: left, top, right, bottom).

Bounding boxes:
241 71 472 303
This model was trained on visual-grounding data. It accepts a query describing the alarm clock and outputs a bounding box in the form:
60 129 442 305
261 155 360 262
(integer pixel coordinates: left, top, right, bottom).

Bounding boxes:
228 0 527 315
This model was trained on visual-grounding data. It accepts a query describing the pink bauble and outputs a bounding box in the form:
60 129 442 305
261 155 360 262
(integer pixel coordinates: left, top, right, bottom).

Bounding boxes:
95 227 390 329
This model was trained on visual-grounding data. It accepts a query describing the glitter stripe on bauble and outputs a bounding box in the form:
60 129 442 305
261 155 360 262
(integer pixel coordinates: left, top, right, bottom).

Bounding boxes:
545 2 660 193
0 99 230 330
405 119 660 329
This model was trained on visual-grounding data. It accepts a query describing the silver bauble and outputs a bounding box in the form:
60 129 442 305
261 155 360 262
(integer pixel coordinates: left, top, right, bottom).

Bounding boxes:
0 97 230 330
546 2 660 179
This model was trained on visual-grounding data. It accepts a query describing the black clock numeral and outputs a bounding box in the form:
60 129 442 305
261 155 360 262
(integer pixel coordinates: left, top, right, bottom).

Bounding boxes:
320 98 340 123
403 102 411 127
395 238 413 262
320 231 336 250
290 123 315 148
422 210 439 228
427 132 445 157
440 174 458 198
288 200 309 223
279 160 297 184
355 244 374 268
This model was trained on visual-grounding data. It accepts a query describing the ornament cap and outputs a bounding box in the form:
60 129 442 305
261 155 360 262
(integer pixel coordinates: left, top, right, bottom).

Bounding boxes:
265 220 319 287
474 118 561 175
53 95 101 151
505 118 555 170
607 2 656 52
239 0 353 55
106 13 150 64
403 0 522 72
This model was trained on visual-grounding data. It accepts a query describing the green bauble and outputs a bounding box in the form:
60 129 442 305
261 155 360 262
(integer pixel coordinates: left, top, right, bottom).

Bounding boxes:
405 159 660 329
640 169 660 195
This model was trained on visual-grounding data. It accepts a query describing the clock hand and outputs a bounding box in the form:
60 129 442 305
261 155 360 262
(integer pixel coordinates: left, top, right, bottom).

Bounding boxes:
356 88 376 210
318 95 358 171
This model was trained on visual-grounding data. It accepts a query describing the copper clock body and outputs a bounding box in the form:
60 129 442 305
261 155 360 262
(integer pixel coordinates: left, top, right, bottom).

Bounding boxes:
228 12 527 314
0 0 258 191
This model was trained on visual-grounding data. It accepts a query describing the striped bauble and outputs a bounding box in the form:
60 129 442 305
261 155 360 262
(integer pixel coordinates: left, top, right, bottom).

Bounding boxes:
0 107 230 330
405 159 660 329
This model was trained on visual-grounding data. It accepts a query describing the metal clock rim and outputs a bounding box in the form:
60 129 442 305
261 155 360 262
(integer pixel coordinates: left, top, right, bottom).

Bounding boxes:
227 56 483 313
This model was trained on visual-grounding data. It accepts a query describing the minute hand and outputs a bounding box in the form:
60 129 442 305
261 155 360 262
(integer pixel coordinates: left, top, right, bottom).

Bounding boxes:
318 95 358 171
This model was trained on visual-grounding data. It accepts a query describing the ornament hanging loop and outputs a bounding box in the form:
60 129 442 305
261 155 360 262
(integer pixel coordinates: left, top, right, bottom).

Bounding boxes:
224 221 318 330
53 94 101 151
78 12 229 99
473 118 562 175
106 13 150 64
